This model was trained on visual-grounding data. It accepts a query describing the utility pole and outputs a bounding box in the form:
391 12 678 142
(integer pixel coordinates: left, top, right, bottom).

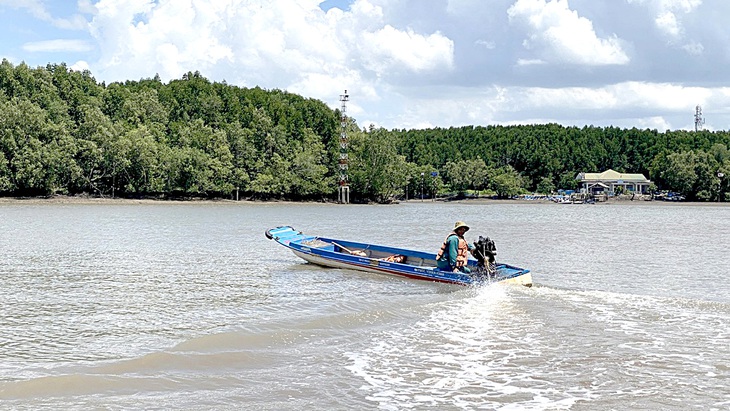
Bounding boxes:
718 172 724 202
420 172 424 202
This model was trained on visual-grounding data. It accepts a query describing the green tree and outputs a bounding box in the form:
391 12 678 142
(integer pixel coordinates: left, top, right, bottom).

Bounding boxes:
0 97 77 195
557 171 579 191
348 127 410 203
289 128 333 198
169 119 234 196
120 126 166 194
248 153 294 197
536 176 556 194
490 166 525 198
224 122 256 194
443 158 488 194
74 104 124 196
654 150 720 200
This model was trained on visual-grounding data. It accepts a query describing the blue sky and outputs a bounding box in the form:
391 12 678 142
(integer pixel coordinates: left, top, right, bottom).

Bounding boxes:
2 0 730 132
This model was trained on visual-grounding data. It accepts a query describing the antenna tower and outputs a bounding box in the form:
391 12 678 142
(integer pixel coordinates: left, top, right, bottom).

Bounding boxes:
338 90 350 204
694 105 705 131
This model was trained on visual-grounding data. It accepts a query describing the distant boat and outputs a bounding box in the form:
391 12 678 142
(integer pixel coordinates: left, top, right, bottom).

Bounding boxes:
266 226 532 287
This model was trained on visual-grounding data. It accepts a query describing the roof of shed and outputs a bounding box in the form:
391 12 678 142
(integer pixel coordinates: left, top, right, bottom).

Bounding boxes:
578 169 650 183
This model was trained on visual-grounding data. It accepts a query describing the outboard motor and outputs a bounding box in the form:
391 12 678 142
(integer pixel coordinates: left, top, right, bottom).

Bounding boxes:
472 235 497 276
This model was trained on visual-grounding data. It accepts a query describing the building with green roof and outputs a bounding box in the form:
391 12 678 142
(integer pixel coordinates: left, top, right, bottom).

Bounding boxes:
576 169 652 196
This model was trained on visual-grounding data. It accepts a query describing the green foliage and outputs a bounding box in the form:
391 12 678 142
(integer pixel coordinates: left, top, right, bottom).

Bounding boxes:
653 150 720 200
289 128 334 198
557 171 579 191
490 166 525 198
444 158 488 194
536 176 556 194
0 60 338 200
348 127 410 203
405 164 442 200
2 59 730 202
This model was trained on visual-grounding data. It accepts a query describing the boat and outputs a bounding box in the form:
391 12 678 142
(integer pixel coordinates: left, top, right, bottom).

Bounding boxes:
265 226 532 287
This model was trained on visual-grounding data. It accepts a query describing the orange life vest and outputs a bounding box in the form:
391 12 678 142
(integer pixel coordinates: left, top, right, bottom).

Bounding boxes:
435 233 469 267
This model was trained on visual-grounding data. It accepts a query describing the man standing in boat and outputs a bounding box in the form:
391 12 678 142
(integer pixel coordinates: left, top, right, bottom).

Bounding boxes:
436 221 475 273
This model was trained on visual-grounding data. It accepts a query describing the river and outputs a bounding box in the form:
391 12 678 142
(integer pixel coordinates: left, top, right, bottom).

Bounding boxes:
0 200 728 410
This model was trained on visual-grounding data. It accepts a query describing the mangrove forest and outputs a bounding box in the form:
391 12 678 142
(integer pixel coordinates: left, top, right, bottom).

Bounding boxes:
1 59 729 202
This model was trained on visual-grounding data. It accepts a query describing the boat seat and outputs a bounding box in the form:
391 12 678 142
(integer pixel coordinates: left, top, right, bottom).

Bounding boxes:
404 256 437 267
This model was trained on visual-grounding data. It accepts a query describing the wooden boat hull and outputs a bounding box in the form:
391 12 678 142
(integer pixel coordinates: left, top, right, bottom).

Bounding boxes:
266 226 532 287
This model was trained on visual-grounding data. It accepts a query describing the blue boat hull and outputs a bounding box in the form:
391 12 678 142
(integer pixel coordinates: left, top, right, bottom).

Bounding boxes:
266 226 532 287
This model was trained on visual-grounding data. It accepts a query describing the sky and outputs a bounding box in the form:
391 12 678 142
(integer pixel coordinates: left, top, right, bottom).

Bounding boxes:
1 0 730 131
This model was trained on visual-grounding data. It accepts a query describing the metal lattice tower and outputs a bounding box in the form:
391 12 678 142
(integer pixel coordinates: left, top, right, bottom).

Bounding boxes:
695 105 705 131
338 90 350 204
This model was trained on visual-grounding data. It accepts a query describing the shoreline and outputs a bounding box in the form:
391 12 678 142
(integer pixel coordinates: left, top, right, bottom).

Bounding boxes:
0 195 258 205
0 194 726 206
410 198 726 206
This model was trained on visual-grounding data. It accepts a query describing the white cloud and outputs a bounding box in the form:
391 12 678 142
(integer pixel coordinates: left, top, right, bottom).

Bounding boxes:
507 0 629 65
381 81 727 131
70 60 91 72
475 39 496 49
628 0 703 14
516 58 546 66
22 39 94 53
77 0 97 14
359 25 454 73
681 41 703 55
655 11 680 37
0 0 87 29
6 0 730 131
517 82 711 112
628 0 702 41
635 116 672 131
85 0 454 115
287 69 377 109
90 0 233 79
0 0 48 20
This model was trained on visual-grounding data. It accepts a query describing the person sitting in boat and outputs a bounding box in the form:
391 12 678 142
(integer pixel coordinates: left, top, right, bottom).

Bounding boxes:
436 221 474 273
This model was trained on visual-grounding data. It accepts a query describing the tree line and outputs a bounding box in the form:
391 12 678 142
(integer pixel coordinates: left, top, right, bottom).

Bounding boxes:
1 60 729 202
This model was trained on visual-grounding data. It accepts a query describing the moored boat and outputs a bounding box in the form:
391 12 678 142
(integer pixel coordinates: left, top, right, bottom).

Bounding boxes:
266 226 532 287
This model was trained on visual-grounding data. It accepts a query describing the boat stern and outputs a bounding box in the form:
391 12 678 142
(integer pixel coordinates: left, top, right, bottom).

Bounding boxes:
499 271 532 287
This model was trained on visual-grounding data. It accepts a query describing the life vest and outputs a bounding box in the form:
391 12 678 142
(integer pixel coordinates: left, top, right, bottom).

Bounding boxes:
435 233 469 267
